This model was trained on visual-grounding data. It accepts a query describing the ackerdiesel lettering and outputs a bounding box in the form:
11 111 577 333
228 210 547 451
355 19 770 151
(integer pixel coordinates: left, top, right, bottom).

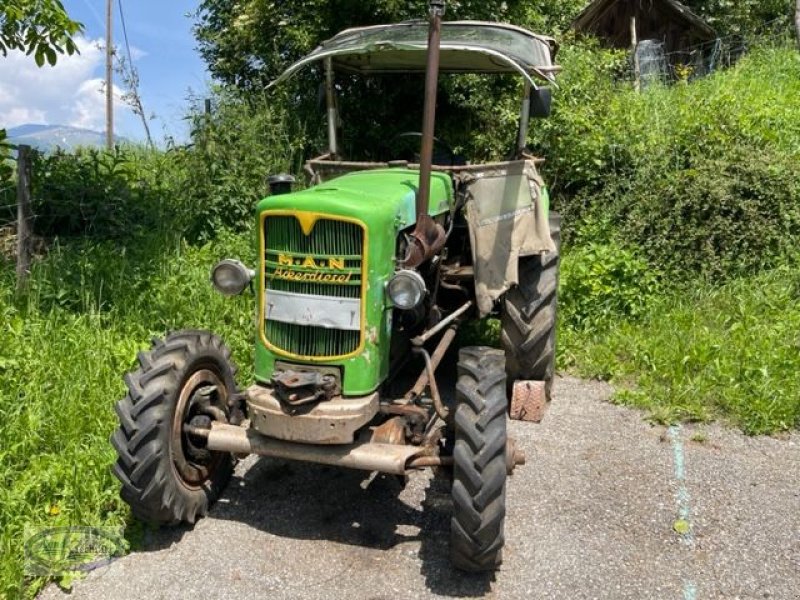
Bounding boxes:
272 268 353 284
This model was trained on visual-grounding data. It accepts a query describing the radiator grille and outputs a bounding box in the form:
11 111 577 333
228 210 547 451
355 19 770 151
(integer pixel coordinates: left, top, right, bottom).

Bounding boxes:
263 215 364 358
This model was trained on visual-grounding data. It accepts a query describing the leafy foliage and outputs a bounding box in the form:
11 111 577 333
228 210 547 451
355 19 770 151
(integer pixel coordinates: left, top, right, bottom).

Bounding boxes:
25 147 177 238
0 0 83 66
559 225 661 331
535 43 800 279
1 93 304 243
194 0 584 89
681 0 795 36
193 0 586 160
0 231 256 599
173 91 307 241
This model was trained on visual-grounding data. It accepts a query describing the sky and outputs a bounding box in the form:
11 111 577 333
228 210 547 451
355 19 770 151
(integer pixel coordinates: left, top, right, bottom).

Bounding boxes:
0 0 210 143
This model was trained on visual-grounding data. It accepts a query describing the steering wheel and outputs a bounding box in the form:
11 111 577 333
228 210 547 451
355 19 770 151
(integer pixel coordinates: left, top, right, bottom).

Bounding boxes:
386 132 456 166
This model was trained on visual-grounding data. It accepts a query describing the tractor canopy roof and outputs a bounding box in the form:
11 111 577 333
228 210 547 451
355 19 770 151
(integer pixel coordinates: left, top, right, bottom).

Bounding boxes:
268 20 559 89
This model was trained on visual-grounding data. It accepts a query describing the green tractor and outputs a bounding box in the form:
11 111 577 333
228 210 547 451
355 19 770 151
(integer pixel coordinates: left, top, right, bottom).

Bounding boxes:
111 1 561 571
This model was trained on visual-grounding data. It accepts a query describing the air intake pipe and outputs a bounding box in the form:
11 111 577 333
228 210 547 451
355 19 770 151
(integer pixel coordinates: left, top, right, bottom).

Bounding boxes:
405 0 447 268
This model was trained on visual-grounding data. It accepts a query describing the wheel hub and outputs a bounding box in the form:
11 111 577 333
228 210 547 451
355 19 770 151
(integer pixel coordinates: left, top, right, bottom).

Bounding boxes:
171 369 229 489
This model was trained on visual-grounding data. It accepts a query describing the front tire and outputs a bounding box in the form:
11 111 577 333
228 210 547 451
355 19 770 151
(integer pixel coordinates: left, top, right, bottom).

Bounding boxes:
111 330 237 524
450 347 507 572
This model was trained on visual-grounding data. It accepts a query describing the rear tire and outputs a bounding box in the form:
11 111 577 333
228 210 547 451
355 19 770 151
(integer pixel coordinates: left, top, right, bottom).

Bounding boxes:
111 330 237 524
450 347 507 572
500 212 561 399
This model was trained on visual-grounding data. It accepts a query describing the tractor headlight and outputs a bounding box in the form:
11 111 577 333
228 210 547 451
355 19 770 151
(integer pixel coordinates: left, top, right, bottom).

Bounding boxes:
387 269 426 310
211 259 254 296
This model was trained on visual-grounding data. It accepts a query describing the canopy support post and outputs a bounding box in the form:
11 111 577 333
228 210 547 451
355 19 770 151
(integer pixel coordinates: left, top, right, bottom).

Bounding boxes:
325 57 338 158
515 81 532 159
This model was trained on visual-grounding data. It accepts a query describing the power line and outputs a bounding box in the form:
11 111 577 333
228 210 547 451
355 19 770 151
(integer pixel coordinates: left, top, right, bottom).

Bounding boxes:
116 0 154 147
117 0 135 68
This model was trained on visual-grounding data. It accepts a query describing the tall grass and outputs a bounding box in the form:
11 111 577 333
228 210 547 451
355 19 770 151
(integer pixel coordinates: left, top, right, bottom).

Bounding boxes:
0 231 255 598
558 257 800 435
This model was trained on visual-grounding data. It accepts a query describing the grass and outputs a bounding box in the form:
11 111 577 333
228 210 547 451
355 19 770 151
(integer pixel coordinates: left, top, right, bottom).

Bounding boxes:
559 262 800 435
0 231 255 598
2 230 798 597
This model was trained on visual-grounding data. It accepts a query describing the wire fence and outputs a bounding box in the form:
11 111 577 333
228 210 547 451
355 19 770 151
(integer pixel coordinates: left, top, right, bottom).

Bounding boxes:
1 142 179 293
626 17 796 87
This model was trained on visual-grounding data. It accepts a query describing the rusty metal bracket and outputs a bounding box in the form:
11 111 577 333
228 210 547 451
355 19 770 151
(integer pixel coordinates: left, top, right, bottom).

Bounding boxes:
272 369 338 408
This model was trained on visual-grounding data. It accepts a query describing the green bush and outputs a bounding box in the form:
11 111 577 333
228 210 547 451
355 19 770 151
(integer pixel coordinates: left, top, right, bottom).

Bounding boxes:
173 91 307 241
537 43 800 280
28 147 176 238
560 234 661 331
615 147 800 278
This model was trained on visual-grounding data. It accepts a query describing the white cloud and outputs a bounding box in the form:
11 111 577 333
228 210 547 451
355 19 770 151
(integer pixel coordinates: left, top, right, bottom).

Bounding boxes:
0 35 130 132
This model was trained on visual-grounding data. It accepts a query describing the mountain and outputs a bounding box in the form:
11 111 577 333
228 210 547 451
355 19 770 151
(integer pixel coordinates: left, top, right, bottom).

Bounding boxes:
6 124 128 152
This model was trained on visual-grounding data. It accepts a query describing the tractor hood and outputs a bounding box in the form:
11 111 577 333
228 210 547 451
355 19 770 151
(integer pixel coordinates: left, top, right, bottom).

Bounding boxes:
254 168 454 396
256 169 454 227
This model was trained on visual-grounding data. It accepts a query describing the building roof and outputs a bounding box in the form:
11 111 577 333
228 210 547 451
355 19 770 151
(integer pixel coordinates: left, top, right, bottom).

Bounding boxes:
572 0 716 40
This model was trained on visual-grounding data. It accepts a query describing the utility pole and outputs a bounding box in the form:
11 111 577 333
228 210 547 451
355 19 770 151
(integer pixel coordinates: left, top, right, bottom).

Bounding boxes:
105 0 114 150
795 0 800 50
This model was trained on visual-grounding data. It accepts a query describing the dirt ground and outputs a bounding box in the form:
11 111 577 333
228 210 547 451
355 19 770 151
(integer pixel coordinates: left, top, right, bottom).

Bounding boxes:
39 376 800 600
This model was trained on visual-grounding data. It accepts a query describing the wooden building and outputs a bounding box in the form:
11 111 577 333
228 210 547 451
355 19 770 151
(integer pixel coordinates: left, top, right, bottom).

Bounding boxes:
572 0 717 54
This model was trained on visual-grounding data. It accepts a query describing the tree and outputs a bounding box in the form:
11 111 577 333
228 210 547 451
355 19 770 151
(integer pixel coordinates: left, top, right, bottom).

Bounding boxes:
0 0 83 66
193 0 585 160
795 0 800 47
194 0 582 89
681 0 794 36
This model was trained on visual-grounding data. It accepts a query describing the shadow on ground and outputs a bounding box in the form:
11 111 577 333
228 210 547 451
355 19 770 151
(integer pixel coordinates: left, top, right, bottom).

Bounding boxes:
132 454 494 597
125 348 494 597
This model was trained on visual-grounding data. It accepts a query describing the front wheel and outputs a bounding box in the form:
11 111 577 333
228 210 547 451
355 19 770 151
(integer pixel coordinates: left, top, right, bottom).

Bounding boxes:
111 330 237 524
450 347 508 571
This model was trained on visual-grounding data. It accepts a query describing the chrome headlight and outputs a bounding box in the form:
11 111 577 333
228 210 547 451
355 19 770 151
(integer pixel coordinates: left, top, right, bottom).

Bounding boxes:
387 269 426 310
211 259 254 296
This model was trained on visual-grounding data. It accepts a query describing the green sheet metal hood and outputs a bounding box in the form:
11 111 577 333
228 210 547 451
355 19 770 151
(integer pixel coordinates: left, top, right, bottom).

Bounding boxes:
257 168 453 225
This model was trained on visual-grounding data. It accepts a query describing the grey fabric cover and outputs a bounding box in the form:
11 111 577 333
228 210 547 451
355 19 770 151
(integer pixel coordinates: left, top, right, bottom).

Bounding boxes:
460 160 555 315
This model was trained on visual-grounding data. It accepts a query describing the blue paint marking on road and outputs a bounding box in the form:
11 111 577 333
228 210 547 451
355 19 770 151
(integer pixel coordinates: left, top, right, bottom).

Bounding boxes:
669 425 698 599
668 425 694 538
683 580 698 600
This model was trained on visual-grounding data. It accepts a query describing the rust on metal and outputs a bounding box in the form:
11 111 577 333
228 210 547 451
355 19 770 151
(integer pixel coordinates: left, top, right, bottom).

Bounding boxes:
505 438 527 475
246 385 378 444
370 417 407 445
380 402 429 422
407 325 457 399
413 347 448 421
205 422 423 475
412 300 472 346
510 380 548 422
407 455 453 469
405 0 447 268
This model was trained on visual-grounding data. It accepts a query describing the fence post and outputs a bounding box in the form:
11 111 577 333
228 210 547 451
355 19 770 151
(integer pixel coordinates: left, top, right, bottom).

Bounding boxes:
15 144 32 294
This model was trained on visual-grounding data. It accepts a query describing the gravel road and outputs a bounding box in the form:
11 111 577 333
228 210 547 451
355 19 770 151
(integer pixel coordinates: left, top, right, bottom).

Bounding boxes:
39 376 800 600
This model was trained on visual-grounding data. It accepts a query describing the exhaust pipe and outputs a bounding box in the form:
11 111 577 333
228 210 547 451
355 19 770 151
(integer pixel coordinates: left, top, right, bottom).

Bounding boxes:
405 0 447 268
206 422 424 475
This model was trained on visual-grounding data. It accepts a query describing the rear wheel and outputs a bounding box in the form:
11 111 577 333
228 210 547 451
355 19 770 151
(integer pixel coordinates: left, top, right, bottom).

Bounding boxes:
450 347 507 572
500 212 561 399
111 330 237 524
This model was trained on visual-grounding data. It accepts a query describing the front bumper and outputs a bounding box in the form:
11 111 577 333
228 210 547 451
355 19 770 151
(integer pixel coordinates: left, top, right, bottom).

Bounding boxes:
246 384 379 445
